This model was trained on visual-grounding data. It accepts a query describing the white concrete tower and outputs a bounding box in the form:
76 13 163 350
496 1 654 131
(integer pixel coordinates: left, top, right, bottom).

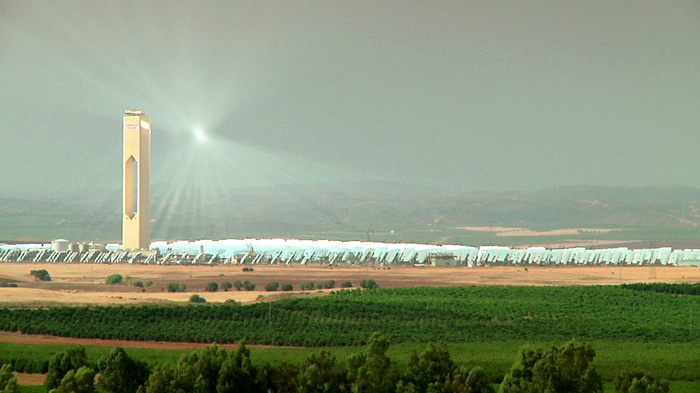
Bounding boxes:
123 110 151 250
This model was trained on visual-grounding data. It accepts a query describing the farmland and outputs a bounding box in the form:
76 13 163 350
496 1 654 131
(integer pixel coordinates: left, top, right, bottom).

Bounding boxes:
3 265 700 392
2 285 700 347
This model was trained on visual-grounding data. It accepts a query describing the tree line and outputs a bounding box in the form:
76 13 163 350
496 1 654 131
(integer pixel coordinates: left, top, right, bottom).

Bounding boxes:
0 335 669 393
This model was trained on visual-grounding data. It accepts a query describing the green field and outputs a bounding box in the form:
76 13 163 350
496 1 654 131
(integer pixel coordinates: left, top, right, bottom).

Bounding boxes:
3 285 700 346
4 285 700 392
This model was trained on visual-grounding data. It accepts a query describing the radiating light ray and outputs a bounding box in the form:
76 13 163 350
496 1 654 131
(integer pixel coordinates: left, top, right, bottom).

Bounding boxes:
149 128 351 240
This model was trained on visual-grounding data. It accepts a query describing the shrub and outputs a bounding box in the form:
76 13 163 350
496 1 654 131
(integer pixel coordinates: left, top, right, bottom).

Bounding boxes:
360 279 379 289
265 282 280 291
130 279 144 288
0 282 17 287
282 284 293 291
105 274 123 285
225 299 241 305
325 280 336 289
233 280 244 291
189 294 207 303
30 269 51 281
144 280 154 287
341 281 353 288
615 370 670 393
300 281 315 290
243 281 256 291
205 282 219 292
221 281 233 291
242 267 255 272
167 283 187 292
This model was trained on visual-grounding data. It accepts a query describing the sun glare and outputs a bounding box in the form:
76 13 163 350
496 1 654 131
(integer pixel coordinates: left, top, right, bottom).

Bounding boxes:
193 128 207 143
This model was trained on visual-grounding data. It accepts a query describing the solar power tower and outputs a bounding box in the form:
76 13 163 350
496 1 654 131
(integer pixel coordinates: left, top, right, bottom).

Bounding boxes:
122 110 151 250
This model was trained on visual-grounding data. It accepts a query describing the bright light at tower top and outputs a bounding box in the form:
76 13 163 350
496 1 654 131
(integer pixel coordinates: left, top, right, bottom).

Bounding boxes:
193 128 207 143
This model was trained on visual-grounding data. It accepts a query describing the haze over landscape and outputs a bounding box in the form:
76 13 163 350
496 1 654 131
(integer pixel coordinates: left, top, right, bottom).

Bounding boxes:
4 4 700 392
1 1 700 242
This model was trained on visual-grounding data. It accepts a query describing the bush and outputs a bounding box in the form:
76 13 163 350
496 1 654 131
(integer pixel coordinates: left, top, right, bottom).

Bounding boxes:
615 370 669 393
30 269 51 281
0 282 17 288
243 281 256 291
130 279 144 288
189 294 207 303
105 274 123 285
242 267 255 272
205 282 219 292
233 280 244 291
360 279 379 289
282 284 294 291
300 281 315 290
341 281 353 288
167 283 187 292
265 282 280 291
325 280 336 289
221 281 233 291
144 280 154 288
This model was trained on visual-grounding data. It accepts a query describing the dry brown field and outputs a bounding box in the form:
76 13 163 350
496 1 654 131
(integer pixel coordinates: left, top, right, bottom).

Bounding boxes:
2 262 700 307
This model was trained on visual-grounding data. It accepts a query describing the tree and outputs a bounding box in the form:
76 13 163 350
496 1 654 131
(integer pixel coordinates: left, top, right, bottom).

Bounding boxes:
131 279 144 288
140 363 176 393
615 371 646 393
615 371 669 393
300 282 315 290
499 342 602 393
48 366 95 393
298 351 350 393
341 281 353 288
258 362 299 393
265 282 280 291
97 347 150 393
406 343 456 393
282 284 294 291
189 294 207 303
360 279 379 289
172 344 230 393
0 364 20 393
243 281 256 291
167 283 187 292
205 282 219 292
233 280 244 291
106 274 123 285
627 377 669 393
445 366 494 393
347 332 395 393
221 281 233 291
216 340 263 393
45 346 89 391
30 269 51 281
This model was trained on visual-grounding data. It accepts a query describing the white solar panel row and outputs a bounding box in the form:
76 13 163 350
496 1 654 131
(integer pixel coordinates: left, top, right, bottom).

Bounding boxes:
1 239 699 266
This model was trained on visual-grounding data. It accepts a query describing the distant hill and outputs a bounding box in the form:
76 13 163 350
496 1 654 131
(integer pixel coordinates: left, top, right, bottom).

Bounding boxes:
2 183 700 245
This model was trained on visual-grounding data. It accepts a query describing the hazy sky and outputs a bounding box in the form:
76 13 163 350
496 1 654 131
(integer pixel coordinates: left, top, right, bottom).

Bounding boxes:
1 1 699 199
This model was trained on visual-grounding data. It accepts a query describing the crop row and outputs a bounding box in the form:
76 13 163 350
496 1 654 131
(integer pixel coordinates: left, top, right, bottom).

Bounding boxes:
0 285 698 346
